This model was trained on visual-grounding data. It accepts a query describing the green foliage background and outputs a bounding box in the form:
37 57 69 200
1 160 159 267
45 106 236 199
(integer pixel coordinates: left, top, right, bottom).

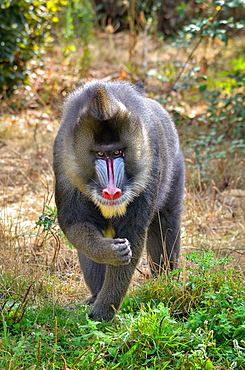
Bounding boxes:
0 0 65 94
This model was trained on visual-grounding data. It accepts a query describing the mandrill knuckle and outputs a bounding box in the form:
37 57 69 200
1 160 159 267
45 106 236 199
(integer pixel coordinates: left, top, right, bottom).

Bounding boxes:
53 79 185 321
111 238 132 265
114 238 130 249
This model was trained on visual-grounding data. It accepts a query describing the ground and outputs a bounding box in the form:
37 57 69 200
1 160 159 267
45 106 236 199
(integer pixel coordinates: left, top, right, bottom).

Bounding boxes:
0 33 244 305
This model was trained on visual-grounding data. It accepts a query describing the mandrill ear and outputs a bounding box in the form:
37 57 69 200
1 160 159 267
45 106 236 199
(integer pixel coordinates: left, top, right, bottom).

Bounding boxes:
85 84 128 121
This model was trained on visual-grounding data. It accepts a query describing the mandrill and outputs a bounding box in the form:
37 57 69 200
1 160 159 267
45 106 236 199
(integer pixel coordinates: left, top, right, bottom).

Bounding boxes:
53 80 185 321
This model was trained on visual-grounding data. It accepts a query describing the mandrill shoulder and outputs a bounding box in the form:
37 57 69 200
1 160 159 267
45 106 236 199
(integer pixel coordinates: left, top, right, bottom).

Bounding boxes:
144 98 181 149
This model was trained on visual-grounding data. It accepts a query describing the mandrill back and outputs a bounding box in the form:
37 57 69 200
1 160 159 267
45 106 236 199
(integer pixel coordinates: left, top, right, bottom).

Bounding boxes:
53 80 185 321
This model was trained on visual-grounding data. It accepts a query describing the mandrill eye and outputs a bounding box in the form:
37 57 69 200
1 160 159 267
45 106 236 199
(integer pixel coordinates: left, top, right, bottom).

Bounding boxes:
96 151 106 159
112 150 123 158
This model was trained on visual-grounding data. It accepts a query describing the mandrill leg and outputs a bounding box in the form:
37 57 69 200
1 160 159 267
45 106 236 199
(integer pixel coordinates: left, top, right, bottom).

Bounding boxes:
77 251 106 303
88 262 137 321
146 210 181 274
88 232 145 321
146 161 184 274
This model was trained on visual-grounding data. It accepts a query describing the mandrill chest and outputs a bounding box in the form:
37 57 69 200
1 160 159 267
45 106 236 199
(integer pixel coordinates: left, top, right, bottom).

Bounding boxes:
102 223 116 238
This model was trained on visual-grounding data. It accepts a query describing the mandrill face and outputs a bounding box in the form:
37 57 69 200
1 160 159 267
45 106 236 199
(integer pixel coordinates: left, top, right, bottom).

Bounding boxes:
88 142 143 218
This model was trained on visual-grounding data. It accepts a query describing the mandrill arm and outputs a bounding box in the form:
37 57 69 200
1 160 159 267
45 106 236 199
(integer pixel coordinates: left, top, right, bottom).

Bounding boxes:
64 222 132 266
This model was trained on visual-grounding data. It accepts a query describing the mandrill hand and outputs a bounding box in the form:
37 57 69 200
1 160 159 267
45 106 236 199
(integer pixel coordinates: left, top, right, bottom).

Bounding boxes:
105 238 132 266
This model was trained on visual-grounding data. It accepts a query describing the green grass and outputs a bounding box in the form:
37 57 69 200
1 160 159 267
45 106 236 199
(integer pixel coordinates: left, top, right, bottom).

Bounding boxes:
0 251 244 369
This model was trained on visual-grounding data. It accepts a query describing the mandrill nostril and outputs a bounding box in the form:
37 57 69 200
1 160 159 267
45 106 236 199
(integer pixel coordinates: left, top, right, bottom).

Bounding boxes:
102 188 122 200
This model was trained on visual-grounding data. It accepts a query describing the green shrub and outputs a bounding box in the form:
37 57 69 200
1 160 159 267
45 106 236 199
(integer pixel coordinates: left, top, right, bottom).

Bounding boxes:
0 0 63 95
198 59 245 144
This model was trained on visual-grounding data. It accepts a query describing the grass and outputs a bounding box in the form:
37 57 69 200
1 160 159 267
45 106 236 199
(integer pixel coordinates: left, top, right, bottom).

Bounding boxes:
0 252 244 369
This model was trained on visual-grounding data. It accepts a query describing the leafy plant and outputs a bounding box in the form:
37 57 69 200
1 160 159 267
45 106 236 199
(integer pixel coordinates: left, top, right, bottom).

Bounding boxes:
198 58 245 145
60 0 94 70
0 0 66 95
35 205 72 245
182 55 245 185
153 1 245 187
169 0 244 91
35 205 72 267
36 205 58 232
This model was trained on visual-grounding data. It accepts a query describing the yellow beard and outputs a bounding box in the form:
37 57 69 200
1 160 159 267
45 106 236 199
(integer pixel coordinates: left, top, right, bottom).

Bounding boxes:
99 203 127 219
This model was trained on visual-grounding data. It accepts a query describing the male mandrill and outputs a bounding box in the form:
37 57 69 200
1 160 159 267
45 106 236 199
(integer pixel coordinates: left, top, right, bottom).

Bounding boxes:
53 80 185 321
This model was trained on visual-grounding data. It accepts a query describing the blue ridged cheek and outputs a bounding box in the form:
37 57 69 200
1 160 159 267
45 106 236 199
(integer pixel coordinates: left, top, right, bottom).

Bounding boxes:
95 159 108 188
95 157 125 189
